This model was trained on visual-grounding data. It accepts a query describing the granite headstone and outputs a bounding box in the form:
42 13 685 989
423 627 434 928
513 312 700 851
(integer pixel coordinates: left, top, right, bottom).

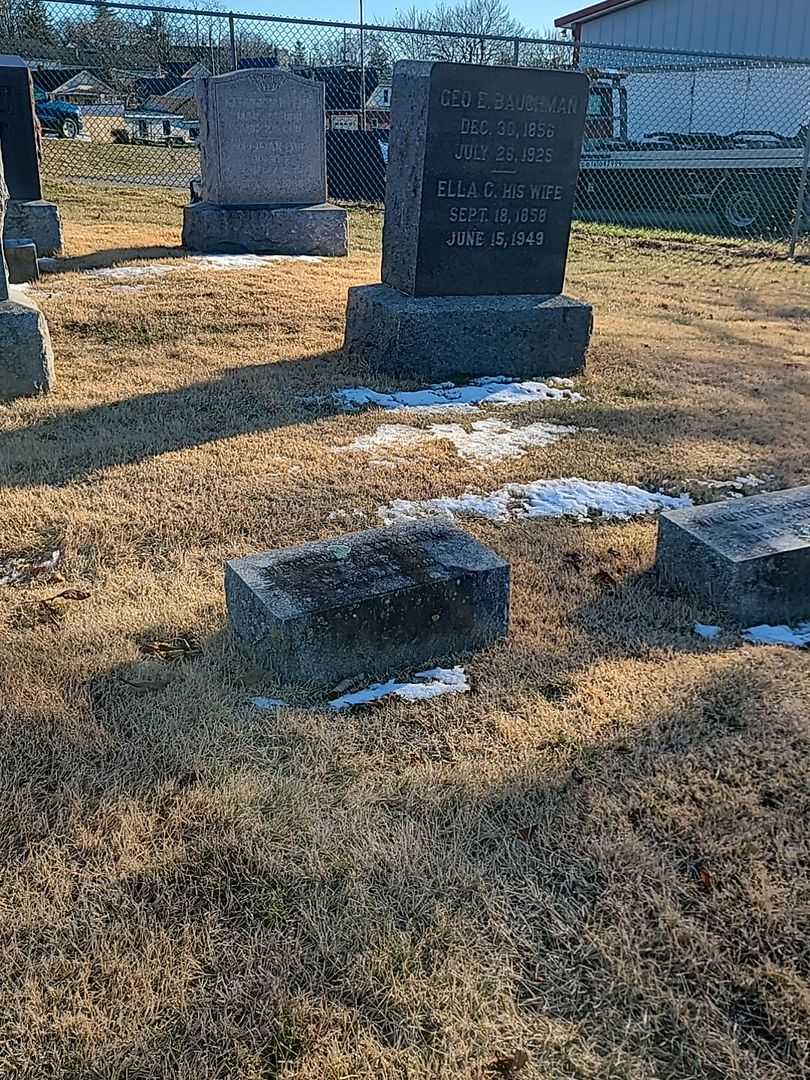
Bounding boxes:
0 55 63 256
225 520 510 687
656 486 810 624
343 61 593 380
0 144 55 398
182 68 347 256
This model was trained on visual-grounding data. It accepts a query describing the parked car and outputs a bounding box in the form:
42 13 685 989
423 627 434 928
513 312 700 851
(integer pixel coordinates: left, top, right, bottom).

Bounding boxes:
33 88 82 139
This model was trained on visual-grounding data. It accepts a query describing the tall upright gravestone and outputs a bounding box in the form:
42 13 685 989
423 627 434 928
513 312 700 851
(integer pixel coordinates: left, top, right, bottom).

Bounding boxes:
344 61 592 379
0 140 55 399
182 68 348 256
0 54 63 256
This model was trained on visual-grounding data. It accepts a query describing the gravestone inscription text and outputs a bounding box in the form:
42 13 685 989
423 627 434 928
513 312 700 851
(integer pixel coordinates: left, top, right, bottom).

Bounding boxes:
415 64 588 296
198 69 327 207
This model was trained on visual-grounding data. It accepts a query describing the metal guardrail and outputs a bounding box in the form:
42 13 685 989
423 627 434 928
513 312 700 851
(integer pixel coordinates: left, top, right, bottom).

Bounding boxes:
3 0 809 252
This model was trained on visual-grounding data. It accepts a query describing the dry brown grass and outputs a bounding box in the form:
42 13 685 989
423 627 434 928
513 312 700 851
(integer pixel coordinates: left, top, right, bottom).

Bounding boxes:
1 183 809 1079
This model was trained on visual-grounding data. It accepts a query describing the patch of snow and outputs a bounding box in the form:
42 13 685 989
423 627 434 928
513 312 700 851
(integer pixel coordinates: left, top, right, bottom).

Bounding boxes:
340 418 578 463
379 479 691 525
83 253 321 281
742 623 810 647
694 622 721 640
86 264 176 280
0 548 61 586
336 375 584 414
328 666 469 710
250 696 289 710
689 474 774 491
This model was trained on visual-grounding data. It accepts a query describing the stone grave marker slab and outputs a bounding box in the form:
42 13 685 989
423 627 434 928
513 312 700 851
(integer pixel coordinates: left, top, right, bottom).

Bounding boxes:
344 60 592 379
382 61 589 298
656 485 810 624
197 68 327 206
225 521 509 687
0 55 41 201
0 145 55 398
184 68 347 255
0 55 63 255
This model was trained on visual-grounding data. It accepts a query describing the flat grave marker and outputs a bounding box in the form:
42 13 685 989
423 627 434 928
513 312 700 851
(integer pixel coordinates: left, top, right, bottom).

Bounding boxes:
656 485 810 624
225 521 509 688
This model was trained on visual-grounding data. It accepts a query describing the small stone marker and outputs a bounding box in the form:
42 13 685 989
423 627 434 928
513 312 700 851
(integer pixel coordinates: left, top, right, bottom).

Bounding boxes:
225 521 509 687
0 143 55 399
0 55 63 255
182 68 347 256
4 239 38 284
343 61 592 380
656 486 810 624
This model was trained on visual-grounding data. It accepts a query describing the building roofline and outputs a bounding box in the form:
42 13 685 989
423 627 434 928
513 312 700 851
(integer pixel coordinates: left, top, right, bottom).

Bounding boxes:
555 0 648 29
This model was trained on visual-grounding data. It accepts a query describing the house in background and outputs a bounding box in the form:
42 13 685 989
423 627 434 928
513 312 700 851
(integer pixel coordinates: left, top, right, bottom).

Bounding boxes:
122 107 190 143
555 0 810 57
51 68 117 105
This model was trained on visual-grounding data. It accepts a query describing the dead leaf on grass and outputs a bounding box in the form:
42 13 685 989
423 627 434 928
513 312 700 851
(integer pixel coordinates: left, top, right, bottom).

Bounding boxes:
139 636 201 662
488 1049 529 1077
592 569 619 587
120 674 173 692
691 859 714 893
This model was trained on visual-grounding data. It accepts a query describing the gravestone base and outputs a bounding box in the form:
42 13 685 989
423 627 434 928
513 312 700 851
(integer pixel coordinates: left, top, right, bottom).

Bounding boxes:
4 200 63 257
343 284 592 380
225 521 509 688
4 239 39 284
0 289 55 399
656 486 810 625
182 201 348 256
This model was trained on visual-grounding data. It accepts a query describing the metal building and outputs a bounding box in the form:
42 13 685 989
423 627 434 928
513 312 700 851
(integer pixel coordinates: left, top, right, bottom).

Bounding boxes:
555 0 810 58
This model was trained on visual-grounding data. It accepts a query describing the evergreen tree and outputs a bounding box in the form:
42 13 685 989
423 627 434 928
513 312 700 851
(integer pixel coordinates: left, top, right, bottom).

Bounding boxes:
18 0 54 43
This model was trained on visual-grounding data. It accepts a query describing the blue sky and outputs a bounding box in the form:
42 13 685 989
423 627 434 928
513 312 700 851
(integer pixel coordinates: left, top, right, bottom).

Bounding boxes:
234 0 569 37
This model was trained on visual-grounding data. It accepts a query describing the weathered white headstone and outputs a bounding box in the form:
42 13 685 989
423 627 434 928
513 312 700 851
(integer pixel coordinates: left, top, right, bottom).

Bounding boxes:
182 68 348 256
197 68 326 206
0 143 55 399
656 486 810 624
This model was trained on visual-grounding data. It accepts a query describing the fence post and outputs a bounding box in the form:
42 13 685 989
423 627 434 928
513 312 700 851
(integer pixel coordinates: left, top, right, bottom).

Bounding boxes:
359 0 366 131
228 12 237 71
789 121 810 260
512 37 520 66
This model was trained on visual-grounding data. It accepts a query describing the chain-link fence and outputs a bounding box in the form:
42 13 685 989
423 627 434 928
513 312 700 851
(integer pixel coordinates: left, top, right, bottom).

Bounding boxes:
3 0 809 251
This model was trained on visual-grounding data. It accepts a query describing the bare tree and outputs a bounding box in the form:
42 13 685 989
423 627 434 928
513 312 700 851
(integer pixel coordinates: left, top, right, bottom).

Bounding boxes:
394 0 523 64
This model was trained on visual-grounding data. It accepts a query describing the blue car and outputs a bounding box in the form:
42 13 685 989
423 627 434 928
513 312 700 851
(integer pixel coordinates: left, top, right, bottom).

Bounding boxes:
33 87 82 139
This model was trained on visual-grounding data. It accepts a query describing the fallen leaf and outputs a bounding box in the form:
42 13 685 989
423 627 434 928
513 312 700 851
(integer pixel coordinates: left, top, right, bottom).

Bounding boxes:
562 551 583 571
120 675 172 692
49 589 91 601
592 569 618 587
139 637 201 662
691 859 714 892
488 1049 530 1077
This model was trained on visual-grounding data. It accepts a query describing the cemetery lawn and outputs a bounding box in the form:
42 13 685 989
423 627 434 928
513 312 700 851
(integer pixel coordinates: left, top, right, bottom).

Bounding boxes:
3 183 810 1080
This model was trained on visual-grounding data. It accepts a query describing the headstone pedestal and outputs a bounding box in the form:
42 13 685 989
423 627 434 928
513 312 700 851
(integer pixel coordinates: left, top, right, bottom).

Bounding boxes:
0 160 55 399
344 61 592 380
182 69 347 257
